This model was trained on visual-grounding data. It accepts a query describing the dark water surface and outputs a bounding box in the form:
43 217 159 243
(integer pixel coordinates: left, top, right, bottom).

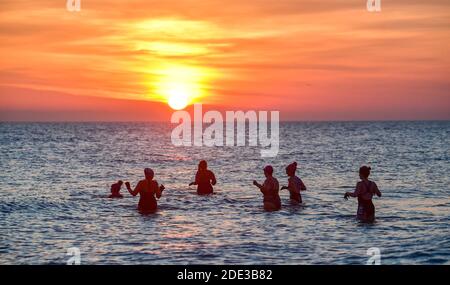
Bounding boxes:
0 121 449 264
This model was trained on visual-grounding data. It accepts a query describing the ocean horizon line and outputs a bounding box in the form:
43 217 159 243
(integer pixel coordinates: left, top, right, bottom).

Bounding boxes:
1 119 449 123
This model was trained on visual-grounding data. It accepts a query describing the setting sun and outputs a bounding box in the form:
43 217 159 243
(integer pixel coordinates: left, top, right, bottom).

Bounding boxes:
167 84 189 110
151 64 213 110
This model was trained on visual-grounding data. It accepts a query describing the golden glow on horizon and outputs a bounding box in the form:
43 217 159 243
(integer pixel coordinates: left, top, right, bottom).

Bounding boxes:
133 19 218 109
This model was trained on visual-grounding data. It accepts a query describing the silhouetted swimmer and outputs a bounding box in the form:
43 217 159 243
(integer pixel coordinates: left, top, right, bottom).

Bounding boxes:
281 162 306 204
344 166 381 223
253 165 281 211
189 160 217 195
125 168 165 214
109 180 123 198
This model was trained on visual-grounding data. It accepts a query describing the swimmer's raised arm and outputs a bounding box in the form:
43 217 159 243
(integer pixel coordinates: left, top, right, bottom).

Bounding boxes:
125 181 140 196
253 180 270 194
344 182 360 199
153 180 164 199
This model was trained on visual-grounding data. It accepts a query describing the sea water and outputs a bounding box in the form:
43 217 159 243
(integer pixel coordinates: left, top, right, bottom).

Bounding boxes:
0 121 449 264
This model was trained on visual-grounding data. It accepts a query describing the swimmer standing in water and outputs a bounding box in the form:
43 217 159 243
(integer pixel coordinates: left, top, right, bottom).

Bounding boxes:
125 168 165 214
253 165 281 211
281 162 306 204
189 160 217 195
344 166 381 223
109 180 123 198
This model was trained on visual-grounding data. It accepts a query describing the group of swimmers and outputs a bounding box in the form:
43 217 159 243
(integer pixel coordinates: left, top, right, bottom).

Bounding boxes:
109 161 381 223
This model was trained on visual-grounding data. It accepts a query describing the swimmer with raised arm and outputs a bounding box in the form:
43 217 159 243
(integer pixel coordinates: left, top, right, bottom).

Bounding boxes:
189 160 217 195
344 166 381 222
280 162 306 204
125 168 165 214
253 165 281 211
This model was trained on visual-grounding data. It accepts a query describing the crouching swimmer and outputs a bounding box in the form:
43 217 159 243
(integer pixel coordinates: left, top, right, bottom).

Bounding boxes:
109 180 123 198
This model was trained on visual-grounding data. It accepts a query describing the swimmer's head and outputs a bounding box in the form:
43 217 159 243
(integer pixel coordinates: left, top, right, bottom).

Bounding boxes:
198 160 207 170
118 180 123 185
285 162 297 176
264 165 274 177
359 166 371 179
144 168 154 180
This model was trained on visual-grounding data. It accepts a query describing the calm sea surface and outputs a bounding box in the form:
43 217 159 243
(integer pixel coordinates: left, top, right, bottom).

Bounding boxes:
0 121 449 264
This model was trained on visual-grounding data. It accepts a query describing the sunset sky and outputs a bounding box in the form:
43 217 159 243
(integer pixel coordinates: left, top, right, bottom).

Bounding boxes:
0 0 449 121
